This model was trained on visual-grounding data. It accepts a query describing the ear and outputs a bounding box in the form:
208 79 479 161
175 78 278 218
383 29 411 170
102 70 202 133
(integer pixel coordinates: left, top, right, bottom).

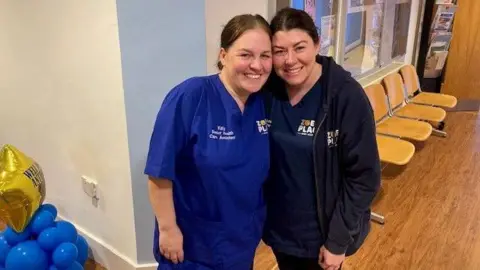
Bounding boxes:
218 48 227 68
314 40 321 54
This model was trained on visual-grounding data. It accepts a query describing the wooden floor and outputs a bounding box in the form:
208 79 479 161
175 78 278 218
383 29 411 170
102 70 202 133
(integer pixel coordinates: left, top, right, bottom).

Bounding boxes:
2 112 478 270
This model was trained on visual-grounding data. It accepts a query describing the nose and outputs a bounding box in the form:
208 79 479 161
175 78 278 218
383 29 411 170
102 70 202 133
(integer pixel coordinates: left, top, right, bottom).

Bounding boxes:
250 57 262 71
286 50 296 65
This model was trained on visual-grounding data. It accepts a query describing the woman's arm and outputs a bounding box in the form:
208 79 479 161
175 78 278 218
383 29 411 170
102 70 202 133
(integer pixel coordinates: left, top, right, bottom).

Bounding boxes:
148 177 176 230
144 78 205 264
324 81 381 255
148 177 184 264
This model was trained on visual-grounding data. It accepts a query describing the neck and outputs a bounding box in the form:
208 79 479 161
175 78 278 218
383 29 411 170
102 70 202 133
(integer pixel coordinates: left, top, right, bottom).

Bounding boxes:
287 63 322 106
219 71 249 112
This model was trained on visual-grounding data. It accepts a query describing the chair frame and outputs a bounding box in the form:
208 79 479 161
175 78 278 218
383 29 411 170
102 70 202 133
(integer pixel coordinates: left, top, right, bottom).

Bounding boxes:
400 64 457 109
382 74 448 138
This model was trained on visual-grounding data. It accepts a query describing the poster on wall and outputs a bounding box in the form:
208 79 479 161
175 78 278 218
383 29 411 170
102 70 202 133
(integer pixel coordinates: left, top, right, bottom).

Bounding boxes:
304 0 316 21
348 0 365 13
320 15 336 56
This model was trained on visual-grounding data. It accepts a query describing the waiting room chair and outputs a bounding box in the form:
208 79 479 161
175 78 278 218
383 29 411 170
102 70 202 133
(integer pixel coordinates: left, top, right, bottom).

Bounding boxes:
399 64 457 108
363 84 417 225
364 83 432 142
382 73 448 137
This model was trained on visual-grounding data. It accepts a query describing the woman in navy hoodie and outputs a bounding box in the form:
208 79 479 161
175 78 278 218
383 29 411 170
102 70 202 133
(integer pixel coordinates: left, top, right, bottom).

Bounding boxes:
262 7 381 270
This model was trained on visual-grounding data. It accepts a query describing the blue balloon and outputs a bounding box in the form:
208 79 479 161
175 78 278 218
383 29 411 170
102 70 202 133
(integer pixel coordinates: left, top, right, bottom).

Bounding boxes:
30 210 55 235
52 242 78 269
37 227 62 252
48 261 82 270
55 221 77 243
3 227 30 246
5 240 48 270
39 204 58 219
65 261 83 270
0 234 11 265
75 235 88 266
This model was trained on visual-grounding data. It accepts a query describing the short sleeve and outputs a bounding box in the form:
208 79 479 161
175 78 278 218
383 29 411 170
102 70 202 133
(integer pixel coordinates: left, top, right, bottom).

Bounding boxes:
144 78 203 181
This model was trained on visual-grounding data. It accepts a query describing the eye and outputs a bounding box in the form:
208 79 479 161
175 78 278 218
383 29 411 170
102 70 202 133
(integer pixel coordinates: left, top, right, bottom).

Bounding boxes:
261 54 271 59
273 50 285 56
239 53 250 58
295 46 305 52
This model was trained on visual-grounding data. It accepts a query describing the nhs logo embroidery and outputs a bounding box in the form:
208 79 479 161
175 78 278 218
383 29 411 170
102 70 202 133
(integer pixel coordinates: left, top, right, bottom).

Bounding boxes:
298 119 315 136
256 119 270 135
327 130 339 147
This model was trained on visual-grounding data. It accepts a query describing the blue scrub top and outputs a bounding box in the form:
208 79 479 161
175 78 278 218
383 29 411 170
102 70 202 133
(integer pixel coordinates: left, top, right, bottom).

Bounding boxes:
263 79 323 257
144 74 270 269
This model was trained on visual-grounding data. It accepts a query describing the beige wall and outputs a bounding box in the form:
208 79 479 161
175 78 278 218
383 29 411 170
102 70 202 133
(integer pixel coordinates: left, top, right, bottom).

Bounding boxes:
0 0 138 263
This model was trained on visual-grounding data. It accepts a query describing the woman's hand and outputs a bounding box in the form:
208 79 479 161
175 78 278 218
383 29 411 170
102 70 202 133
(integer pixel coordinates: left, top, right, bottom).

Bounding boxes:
159 224 184 264
318 245 345 270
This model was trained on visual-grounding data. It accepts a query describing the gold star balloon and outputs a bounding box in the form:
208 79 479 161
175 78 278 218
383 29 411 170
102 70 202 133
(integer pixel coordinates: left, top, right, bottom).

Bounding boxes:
0 144 46 233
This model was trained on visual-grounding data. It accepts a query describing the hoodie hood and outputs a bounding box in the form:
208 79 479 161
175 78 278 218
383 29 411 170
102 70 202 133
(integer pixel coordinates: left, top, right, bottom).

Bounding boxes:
315 55 354 112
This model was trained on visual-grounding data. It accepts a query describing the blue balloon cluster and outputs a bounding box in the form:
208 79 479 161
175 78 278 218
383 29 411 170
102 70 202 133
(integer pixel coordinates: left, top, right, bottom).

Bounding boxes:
0 204 89 270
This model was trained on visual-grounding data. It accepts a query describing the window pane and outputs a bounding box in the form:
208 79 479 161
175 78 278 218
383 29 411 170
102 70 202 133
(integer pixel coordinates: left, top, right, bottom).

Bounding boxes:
343 0 385 77
291 0 337 57
392 0 412 59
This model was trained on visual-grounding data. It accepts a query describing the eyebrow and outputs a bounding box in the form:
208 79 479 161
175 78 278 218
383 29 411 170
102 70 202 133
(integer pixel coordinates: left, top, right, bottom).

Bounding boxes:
238 48 272 54
273 40 308 49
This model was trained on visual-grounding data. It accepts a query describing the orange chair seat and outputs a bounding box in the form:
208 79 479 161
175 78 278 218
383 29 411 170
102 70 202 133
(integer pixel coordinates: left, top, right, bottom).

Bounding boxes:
411 92 458 108
376 135 415 166
394 103 446 122
376 116 432 141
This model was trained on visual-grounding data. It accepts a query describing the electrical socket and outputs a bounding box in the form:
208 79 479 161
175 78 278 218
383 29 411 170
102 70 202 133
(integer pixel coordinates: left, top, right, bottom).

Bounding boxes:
81 175 99 206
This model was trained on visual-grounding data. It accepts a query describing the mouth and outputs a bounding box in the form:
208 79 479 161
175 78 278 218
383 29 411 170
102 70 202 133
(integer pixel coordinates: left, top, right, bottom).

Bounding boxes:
284 66 303 75
245 73 262 79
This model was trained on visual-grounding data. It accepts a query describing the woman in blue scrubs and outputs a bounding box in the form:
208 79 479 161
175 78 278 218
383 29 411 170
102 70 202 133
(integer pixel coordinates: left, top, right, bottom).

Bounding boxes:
144 14 272 270
262 8 381 270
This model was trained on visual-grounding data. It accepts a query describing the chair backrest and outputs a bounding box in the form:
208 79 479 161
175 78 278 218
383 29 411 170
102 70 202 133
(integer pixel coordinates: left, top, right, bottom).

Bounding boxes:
383 73 406 110
363 84 390 122
399 64 420 97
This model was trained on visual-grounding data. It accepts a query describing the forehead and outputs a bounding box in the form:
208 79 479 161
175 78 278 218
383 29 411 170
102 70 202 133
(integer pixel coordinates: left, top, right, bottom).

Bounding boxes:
272 29 312 46
229 28 271 50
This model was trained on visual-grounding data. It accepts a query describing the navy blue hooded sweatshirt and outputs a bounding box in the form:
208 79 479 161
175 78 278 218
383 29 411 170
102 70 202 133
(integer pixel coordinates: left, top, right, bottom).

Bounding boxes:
262 55 381 258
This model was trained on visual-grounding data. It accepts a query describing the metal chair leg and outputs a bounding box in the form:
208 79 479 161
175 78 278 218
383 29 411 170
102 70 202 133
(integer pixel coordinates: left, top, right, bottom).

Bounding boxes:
432 128 447 137
371 211 385 224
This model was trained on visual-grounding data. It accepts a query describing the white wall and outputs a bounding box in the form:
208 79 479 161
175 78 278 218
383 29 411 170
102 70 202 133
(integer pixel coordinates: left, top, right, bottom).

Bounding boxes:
406 0 421 64
0 0 137 264
204 0 275 74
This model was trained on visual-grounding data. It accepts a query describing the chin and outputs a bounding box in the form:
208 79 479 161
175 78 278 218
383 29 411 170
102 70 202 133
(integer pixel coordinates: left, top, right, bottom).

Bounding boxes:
241 81 266 93
243 86 262 93
281 75 307 88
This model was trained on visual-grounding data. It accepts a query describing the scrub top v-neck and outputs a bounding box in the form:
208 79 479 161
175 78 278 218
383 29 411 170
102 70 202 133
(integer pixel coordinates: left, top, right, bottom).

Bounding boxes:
144 74 270 269
264 78 324 255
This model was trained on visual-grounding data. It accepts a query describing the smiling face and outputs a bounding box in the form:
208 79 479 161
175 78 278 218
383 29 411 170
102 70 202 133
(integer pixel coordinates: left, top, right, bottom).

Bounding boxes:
272 29 319 88
219 28 272 96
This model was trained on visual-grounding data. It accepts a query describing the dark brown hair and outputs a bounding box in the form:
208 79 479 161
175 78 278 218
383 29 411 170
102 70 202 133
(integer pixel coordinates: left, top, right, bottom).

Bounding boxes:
217 14 271 70
270 7 319 44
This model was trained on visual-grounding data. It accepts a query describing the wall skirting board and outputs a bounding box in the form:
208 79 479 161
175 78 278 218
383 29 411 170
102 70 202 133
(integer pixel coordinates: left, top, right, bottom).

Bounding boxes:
58 215 157 270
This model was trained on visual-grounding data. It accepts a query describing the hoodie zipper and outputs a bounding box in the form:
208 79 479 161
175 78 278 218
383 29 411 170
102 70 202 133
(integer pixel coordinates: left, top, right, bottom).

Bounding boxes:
313 109 327 238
